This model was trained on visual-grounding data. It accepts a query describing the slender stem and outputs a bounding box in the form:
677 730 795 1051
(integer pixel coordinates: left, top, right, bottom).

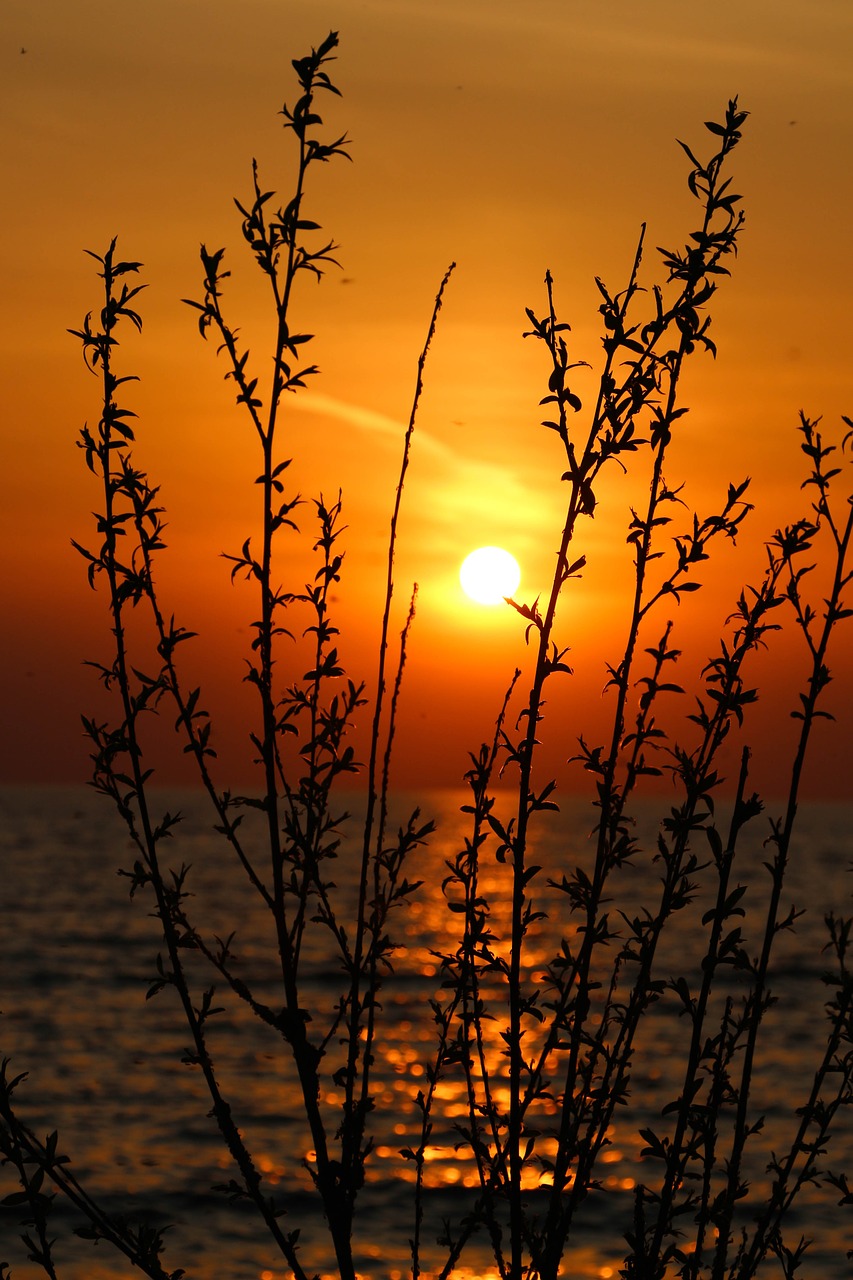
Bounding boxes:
343 263 455 1201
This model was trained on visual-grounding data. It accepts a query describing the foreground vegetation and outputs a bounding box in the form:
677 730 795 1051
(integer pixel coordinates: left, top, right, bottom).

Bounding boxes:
2 30 852 1280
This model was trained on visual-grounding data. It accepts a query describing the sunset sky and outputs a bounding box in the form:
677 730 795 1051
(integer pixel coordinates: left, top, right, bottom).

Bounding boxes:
3 0 852 799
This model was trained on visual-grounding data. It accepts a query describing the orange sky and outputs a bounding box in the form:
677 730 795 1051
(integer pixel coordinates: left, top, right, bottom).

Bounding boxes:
2 0 852 799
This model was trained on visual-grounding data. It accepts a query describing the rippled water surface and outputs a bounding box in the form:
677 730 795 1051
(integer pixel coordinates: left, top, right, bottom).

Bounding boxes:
1 786 851 1278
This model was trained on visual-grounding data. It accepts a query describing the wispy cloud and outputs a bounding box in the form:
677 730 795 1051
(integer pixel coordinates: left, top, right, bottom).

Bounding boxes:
290 389 549 543
290 390 447 458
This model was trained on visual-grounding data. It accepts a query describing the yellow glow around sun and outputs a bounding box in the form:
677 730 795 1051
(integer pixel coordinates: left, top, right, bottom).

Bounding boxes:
460 546 521 605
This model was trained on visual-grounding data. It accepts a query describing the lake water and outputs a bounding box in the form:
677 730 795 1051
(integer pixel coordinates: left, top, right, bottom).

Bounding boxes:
1 785 851 1279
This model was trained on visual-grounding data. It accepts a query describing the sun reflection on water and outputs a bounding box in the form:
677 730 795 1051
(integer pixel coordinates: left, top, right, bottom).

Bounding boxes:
4 790 853 1278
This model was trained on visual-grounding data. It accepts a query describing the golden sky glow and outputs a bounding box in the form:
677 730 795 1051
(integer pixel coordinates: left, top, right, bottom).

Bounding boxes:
2 0 852 794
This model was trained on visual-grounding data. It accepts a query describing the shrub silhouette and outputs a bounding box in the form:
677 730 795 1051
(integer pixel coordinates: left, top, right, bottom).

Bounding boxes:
2 29 852 1280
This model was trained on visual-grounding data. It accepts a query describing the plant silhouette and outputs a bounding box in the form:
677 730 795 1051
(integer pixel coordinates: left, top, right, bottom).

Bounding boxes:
2 30 852 1280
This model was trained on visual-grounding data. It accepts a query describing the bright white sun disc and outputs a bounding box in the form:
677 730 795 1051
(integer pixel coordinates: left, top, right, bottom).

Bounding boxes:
460 546 521 606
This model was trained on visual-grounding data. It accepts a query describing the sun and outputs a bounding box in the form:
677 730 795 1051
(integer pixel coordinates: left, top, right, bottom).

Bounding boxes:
460 546 521 606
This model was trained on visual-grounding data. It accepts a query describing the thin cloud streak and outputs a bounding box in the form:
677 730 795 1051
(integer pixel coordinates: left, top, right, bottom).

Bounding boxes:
291 389 447 458
291 389 553 545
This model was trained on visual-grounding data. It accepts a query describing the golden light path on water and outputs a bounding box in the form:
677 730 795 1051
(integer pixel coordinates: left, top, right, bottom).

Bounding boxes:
4 790 852 1280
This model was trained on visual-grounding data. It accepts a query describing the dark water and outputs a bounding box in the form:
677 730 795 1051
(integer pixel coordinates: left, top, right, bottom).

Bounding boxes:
1 786 851 1279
